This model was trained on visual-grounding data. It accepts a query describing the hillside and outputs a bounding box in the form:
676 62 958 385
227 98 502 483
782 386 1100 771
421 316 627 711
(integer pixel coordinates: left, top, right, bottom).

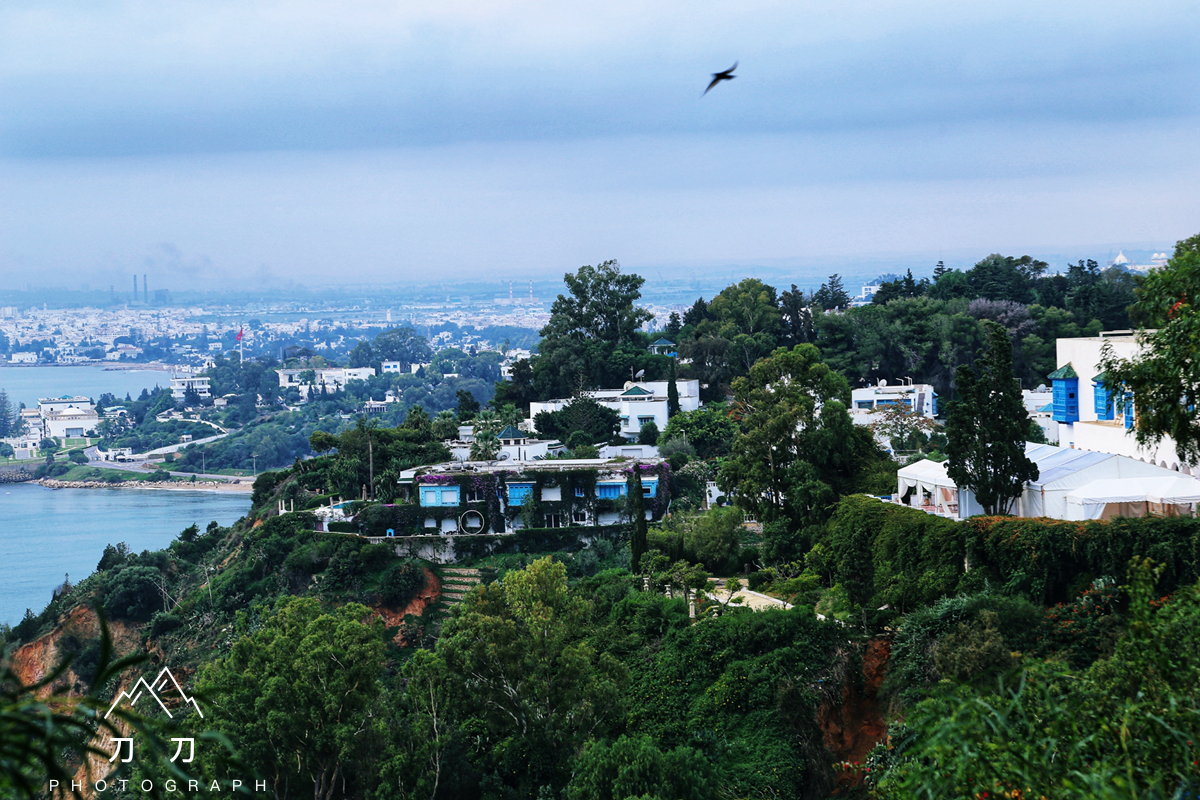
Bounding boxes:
2 454 1198 798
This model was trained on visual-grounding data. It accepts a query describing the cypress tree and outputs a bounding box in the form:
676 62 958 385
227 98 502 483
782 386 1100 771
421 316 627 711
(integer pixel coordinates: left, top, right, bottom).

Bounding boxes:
628 464 648 573
667 360 680 417
0 389 10 438
945 321 1040 515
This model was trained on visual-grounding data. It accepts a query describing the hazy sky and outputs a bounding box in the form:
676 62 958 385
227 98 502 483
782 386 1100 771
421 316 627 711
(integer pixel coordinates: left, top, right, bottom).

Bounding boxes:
2 0 1198 289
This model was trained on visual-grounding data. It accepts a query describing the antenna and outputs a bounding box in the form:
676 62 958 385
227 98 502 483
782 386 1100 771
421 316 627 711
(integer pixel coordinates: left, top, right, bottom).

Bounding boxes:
878 379 887 387
635 368 645 379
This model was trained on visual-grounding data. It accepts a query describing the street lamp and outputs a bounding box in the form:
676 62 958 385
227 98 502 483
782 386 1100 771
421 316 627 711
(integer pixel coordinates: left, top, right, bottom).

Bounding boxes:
251 452 258 476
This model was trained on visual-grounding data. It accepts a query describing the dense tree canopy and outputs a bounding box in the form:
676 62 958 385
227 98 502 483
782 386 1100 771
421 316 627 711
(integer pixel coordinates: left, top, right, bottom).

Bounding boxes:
533 261 663 398
720 345 889 532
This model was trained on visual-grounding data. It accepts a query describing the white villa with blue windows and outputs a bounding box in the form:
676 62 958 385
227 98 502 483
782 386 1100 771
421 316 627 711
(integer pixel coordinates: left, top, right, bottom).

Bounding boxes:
396 458 665 535
1048 333 1196 475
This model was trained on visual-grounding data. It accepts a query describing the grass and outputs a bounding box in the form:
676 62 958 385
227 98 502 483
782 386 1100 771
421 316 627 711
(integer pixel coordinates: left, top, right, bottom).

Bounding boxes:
50 465 153 482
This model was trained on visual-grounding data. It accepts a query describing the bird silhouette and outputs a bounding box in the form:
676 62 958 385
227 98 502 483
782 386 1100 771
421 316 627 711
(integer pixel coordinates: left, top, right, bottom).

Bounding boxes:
703 62 737 95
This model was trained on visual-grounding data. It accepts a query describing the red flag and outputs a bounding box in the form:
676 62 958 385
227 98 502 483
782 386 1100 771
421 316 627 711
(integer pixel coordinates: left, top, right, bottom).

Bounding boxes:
236 328 244 341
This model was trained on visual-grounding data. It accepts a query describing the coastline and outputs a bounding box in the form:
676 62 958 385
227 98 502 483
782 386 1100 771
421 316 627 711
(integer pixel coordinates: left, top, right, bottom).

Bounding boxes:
36 478 253 494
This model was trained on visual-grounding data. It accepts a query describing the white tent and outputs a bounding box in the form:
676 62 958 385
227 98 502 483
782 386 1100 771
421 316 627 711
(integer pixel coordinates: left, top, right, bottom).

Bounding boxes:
897 443 1200 521
1014 443 1188 519
1065 475 1200 520
896 459 958 516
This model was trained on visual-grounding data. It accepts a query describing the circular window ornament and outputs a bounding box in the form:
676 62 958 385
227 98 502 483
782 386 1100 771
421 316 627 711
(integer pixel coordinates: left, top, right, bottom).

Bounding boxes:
459 509 487 534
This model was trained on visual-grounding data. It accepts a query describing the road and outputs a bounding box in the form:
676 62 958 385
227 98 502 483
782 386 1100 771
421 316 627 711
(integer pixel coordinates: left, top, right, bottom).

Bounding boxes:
85 446 250 484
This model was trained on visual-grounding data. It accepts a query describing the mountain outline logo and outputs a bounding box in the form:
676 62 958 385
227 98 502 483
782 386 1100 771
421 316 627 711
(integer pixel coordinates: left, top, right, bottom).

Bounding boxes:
104 667 204 720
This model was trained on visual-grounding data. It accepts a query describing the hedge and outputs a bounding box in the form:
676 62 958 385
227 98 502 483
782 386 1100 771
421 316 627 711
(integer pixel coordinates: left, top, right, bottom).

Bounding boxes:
967 515 1200 604
823 495 966 611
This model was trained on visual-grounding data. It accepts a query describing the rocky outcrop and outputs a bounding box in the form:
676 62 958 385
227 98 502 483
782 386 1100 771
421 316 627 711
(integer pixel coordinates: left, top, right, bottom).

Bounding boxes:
371 567 442 645
10 605 140 697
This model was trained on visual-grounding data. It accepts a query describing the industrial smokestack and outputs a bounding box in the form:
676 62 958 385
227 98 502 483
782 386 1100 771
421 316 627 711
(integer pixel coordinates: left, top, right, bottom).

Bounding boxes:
143 274 148 304
133 275 137 301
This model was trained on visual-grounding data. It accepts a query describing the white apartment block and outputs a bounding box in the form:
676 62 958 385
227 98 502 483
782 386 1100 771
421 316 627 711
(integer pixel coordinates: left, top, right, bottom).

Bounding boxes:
277 366 377 400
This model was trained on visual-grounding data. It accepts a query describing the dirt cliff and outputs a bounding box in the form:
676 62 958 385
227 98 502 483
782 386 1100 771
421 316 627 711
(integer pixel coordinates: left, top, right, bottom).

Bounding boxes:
820 636 891 790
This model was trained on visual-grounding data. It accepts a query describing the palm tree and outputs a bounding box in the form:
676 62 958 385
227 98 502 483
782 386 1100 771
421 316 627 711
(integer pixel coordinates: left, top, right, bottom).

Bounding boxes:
432 410 459 441
473 409 502 437
497 403 524 430
355 416 380 500
470 429 501 461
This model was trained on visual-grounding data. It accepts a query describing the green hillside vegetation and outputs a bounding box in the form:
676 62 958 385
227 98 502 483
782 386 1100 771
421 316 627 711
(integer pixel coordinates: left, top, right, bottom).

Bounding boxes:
2 243 1199 798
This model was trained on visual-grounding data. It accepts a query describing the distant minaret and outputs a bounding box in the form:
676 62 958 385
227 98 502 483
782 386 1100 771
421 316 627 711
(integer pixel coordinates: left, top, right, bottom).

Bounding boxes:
529 281 533 302
386 309 392 323
509 281 513 303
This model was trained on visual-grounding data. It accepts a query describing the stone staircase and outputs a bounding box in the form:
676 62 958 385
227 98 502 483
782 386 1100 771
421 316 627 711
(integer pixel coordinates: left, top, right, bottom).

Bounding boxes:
436 567 482 613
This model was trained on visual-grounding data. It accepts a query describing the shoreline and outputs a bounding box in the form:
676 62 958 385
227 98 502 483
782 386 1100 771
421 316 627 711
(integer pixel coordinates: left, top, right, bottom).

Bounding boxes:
36 478 253 494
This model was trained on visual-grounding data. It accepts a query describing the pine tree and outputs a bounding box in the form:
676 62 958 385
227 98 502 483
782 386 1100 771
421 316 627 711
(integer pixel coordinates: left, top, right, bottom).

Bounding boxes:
933 260 949 280
945 321 1040 515
628 465 648 573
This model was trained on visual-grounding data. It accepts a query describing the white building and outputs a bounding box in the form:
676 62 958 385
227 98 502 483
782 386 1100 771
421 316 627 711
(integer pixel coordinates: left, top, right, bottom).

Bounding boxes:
1022 385 1057 444
397 457 666 533
42 406 99 439
9 352 37 364
850 381 938 420
1049 333 1195 475
277 366 377 400
448 425 559 463
529 379 701 442
381 361 403 373
170 374 212 401
850 285 882 307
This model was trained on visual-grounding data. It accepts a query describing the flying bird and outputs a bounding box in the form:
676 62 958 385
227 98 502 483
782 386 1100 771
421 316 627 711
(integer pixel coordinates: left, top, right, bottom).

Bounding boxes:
703 62 737 95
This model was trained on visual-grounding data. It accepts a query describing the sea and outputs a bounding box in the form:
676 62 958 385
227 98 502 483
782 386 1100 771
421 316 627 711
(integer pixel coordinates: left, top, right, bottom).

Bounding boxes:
0 363 173 409
0 483 250 626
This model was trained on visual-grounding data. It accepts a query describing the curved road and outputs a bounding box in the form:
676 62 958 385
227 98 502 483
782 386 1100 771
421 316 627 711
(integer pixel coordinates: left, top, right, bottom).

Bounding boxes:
85 446 250 484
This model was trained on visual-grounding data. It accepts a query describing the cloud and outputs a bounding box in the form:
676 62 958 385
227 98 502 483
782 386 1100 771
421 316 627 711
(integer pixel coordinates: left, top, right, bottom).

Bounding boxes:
1 0 1196 157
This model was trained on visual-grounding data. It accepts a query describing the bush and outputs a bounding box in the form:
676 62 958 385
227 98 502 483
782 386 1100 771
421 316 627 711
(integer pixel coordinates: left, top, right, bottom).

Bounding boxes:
149 612 184 637
824 495 965 611
103 565 164 621
67 450 88 465
683 507 742 573
379 561 425 608
638 420 660 445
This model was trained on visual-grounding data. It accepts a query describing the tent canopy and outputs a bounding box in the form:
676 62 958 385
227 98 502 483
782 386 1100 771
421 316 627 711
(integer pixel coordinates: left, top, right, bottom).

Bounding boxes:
1066 476 1200 506
897 459 953 493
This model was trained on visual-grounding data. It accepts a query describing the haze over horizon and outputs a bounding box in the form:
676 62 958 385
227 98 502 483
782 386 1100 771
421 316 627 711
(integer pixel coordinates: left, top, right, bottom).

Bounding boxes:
2 0 1197 290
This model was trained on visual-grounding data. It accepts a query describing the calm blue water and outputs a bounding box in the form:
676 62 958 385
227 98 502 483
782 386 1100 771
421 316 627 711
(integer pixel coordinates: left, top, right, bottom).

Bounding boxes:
0 483 249 625
0 364 172 409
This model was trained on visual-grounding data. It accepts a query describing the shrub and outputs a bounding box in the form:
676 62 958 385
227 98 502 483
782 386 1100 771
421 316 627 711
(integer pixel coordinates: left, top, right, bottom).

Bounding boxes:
967 515 1200 604
379 561 425 608
103 565 164 621
149 612 184 638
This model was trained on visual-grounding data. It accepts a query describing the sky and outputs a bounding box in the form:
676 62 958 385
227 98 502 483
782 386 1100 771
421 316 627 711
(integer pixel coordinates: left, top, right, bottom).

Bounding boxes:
1 0 1198 291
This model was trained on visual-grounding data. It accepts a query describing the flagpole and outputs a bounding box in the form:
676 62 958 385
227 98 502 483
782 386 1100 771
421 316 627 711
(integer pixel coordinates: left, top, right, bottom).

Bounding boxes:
238 323 244 363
